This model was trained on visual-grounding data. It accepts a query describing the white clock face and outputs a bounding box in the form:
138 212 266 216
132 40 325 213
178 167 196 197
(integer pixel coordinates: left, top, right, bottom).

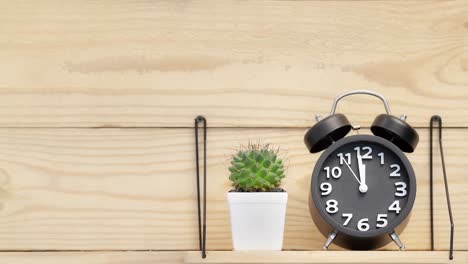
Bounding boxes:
312 135 416 237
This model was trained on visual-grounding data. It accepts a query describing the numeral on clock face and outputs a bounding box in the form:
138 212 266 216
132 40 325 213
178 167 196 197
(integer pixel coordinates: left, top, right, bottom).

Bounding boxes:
388 200 401 214
376 214 388 228
390 164 401 177
357 218 370 231
342 213 353 226
354 146 372 159
324 166 342 179
326 199 339 214
378 152 384 165
394 182 407 197
320 182 332 196
337 153 351 165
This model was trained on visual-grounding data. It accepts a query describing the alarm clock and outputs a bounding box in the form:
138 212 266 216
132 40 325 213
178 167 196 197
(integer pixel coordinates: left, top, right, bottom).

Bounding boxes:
304 90 419 250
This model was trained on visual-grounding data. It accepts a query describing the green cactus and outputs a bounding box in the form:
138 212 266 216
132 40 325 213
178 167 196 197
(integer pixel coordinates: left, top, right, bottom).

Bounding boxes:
228 143 286 192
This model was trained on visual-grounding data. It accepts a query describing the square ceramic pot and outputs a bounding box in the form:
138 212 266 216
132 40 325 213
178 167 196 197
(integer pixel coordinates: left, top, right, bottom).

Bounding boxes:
227 192 288 250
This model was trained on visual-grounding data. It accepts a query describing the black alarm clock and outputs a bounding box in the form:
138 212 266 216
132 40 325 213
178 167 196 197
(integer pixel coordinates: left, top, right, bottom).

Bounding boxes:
304 90 419 250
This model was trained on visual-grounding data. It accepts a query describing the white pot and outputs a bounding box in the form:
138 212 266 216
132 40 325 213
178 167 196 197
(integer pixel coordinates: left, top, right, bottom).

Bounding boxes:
227 192 288 251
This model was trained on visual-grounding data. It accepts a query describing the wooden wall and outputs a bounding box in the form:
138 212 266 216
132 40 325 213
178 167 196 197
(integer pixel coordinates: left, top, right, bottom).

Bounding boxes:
0 0 467 263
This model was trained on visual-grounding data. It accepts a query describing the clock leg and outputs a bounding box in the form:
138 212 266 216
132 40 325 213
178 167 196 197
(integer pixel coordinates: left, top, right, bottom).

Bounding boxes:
389 232 406 250
323 230 338 250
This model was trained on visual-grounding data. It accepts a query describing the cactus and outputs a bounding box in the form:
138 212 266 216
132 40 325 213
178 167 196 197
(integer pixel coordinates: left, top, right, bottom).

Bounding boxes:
228 143 286 192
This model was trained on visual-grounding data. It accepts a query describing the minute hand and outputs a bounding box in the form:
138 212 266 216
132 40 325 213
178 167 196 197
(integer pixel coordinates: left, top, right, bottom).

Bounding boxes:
342 158 361 185
357 154 368 193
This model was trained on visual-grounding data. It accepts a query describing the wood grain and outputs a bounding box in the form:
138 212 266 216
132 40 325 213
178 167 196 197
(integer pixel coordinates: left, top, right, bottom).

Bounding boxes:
1 1 467 257
0 251 183 264
1 251 464 264
0 128 464 250
185 251 468 264
0 1 467 127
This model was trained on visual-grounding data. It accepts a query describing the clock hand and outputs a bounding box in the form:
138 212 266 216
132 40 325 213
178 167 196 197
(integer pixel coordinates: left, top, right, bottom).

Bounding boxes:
341 158 361 185
357 154 368 193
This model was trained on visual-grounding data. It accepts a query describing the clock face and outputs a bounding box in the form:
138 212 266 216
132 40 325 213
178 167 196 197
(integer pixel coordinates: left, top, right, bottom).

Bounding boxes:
311 135 416 238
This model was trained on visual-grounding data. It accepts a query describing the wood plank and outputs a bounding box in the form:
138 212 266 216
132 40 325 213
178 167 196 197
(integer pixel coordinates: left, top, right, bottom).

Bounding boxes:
0 1 467 127
0 128 462 250
0 251 183 264
1 251 464 264
185 251 467 264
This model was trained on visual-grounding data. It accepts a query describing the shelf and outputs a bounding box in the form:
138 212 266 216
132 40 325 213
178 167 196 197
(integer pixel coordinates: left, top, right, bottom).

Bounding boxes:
185 251 466 264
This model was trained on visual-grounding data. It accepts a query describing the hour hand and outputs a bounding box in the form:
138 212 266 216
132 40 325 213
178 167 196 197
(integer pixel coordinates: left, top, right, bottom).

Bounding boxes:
357 155 368 193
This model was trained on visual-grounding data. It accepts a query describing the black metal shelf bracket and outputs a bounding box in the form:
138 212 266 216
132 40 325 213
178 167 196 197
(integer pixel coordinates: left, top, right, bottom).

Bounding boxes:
195 115 207 259
429 115 454 260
